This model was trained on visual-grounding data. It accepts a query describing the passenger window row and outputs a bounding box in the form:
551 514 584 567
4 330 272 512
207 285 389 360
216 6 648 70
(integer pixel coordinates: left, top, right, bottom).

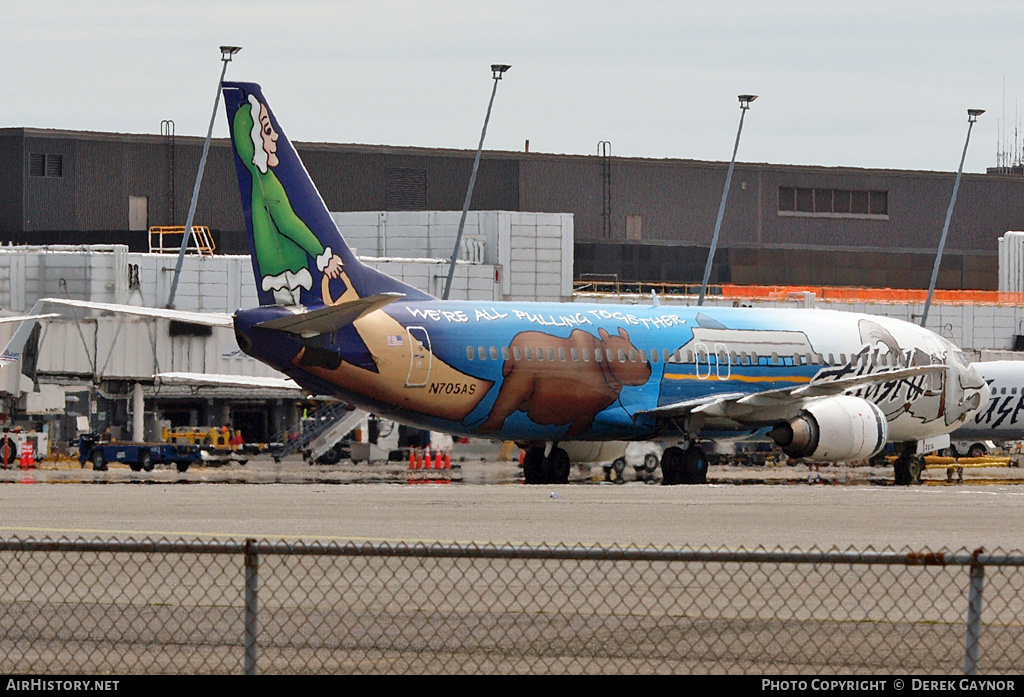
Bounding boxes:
464 345 915 369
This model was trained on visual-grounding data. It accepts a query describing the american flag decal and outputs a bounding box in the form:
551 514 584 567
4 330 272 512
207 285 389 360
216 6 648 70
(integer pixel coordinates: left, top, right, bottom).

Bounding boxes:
387 335 404 347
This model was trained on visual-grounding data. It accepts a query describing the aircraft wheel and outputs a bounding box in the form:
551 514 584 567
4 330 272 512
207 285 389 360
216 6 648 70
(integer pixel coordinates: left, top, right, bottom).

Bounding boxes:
522 447 546 485
893 451 913 486
908 456 923 485
139 450 154 472
128 459 142 472
643 453 660 475
681 446 708 485
0 437 17 469
660 446 685 485
968 443 987 459
546 447 571 484
92 450 107 472
609 457 626 484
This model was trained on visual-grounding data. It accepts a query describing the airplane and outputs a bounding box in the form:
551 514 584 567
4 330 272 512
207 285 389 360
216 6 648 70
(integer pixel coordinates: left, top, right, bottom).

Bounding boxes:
948 361 1024 457
26 81 990 486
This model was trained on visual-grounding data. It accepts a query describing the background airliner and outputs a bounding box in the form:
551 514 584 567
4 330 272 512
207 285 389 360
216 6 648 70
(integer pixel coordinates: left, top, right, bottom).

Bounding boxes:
949 361 1024 457
29 81 989 486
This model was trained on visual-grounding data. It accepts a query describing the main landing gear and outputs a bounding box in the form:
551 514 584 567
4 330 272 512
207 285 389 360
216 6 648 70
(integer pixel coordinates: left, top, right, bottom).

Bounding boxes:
660 444 708 485
892 443 924 486
522 445 571 485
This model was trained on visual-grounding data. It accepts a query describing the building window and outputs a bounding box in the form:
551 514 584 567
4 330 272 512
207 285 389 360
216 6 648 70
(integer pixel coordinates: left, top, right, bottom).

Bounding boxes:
128 196 148 231
779 186 887 217
625 215 643 240
29 153 62 178
127 263 141 290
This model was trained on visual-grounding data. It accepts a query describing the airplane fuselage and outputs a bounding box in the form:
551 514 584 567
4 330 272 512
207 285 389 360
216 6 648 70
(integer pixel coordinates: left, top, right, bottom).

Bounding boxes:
953 360 1024 440
234 300 987 445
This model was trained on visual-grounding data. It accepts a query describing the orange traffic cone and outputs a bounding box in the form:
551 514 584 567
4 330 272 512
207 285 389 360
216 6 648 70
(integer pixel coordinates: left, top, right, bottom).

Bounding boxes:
443 449 451 469
434 449 442 469
409 448 416 470
519 450 525 465
19 442 32 470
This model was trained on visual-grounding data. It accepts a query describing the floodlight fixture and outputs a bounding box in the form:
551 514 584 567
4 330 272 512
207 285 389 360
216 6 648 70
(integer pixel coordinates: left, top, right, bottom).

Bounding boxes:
167 46 242 308
697 93 757 305
443 65 511 299
921 108 984 326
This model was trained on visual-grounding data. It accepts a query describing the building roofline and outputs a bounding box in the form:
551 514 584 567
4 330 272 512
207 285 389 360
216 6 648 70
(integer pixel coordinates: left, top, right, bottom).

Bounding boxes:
2 125 1019 182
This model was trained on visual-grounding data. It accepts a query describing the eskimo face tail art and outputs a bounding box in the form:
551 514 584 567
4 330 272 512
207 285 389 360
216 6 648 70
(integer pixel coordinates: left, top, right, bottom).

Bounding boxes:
216 81 989 485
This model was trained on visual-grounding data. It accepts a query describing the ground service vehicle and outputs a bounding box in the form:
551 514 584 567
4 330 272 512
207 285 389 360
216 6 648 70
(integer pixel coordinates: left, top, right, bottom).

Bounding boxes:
76 433 202 472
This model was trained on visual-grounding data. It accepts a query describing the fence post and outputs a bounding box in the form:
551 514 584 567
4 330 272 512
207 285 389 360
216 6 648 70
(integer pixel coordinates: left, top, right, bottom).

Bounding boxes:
244 538 259 675
964 548 984 675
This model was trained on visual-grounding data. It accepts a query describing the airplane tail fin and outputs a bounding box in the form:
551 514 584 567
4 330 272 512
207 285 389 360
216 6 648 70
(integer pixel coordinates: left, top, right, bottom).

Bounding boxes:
221 82 431 308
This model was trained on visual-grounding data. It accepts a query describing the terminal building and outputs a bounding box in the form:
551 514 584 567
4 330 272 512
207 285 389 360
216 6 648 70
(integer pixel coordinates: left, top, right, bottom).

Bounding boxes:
1 126 1024 451
3 126 1023 291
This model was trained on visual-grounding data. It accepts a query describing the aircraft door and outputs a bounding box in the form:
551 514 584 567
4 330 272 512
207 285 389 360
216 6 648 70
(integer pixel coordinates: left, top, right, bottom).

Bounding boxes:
715 343 731 380
695 343 711 380
405 326 432 387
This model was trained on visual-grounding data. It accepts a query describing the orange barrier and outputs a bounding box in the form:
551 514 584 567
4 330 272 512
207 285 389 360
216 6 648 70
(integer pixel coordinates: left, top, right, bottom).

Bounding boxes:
719 284 1024 306
575 279 1024 306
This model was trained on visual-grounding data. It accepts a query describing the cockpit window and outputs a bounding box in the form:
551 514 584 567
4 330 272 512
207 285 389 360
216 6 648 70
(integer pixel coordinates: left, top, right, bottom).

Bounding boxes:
954 351 970 368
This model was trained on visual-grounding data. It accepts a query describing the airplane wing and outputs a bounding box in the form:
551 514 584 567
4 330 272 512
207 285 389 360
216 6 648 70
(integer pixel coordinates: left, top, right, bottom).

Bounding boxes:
0 300 70 366
0 314 60 324
154 372 305 392
640 364 948 424
38 298 234 327
254 292 405 336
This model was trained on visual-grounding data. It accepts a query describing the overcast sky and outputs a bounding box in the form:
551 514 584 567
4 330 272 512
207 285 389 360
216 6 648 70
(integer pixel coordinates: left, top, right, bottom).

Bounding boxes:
5 2 1024 173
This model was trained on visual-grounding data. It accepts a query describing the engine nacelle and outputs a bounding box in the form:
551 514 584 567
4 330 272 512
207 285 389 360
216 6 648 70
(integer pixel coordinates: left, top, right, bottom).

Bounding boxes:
562 441 629 464
767 396 888 462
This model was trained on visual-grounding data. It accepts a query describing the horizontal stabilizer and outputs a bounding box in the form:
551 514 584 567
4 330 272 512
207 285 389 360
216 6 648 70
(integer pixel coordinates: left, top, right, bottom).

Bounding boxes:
255 293 405 336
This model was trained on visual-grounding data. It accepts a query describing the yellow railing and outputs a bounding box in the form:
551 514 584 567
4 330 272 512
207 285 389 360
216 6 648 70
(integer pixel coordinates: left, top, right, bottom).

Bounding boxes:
149 226 216 257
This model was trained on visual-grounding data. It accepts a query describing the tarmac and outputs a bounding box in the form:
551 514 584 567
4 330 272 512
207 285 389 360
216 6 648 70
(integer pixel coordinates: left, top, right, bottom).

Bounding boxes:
3 446 1023 487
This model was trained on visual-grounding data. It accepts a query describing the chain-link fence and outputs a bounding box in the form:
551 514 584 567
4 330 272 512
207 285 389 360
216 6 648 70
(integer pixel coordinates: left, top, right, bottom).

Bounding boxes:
0 538 1021 675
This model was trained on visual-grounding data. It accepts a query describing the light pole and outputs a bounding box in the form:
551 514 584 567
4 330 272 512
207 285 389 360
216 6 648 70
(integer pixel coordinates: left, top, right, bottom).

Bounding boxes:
166 45 242 309
442 64 510 300
920 108 985 327
697 94 757 306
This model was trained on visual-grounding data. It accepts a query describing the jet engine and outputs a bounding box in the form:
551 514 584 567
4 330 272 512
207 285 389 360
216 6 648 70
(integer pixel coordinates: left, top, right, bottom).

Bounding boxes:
767 395 888 461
